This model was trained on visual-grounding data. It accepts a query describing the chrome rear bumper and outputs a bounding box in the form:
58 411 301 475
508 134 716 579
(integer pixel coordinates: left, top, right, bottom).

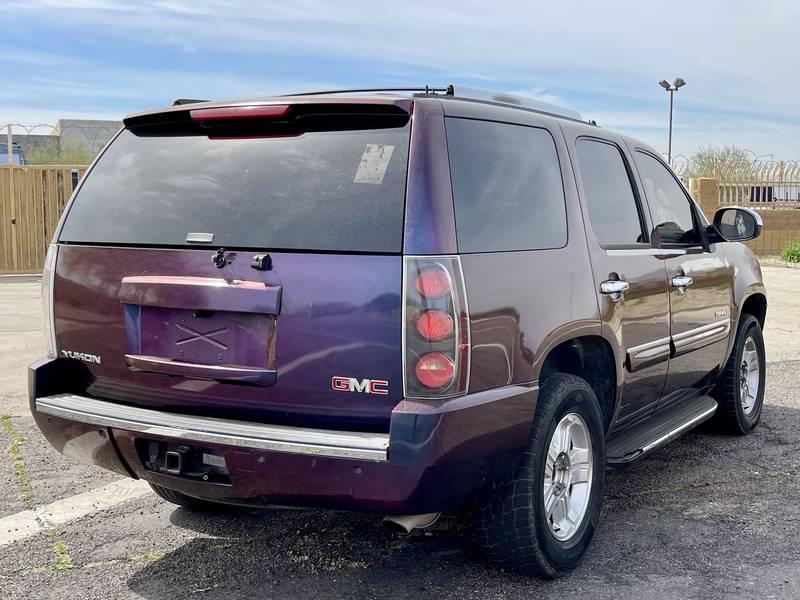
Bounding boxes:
35 394 390 462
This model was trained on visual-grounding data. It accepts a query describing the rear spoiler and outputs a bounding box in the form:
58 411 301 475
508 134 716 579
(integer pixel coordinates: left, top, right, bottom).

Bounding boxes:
123 99 413 136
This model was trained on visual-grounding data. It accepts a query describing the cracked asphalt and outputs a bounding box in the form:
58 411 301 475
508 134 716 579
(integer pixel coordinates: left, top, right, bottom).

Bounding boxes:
1 268 799 599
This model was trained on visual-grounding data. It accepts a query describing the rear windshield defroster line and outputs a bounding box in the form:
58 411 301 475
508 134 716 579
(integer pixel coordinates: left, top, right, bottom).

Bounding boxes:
59 123 411 254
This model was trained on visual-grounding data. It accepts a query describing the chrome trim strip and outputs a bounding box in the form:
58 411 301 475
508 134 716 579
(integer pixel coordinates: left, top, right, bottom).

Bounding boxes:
35 394 389 462
672 319 730 354
640 404 717 454
627 336 671 372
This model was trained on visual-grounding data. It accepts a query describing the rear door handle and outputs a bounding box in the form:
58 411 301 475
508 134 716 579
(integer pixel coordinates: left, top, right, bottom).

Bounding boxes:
600 279 629 301
671 275 693 293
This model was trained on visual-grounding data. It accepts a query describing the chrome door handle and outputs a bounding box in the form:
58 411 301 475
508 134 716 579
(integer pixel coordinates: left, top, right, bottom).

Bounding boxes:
600 279 629 301
671 275 693 293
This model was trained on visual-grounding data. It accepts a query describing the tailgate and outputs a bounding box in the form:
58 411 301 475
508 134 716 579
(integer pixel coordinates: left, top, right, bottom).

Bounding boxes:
54 247 402 431
51 100 410 432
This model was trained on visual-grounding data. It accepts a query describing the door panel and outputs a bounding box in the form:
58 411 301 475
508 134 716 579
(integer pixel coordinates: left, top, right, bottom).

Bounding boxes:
565 132 670 425
593 253 671 423
662 251 732 396
628 149 734 400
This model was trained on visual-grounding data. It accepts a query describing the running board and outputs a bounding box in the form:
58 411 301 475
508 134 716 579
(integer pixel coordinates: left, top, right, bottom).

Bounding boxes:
606 395 717 467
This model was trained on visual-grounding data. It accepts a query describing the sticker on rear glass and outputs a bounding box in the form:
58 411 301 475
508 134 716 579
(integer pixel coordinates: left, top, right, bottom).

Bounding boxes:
354 144 395 185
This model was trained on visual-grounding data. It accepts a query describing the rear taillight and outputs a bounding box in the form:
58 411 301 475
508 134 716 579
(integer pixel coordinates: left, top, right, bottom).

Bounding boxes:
42 244 58 358
403 257 470 398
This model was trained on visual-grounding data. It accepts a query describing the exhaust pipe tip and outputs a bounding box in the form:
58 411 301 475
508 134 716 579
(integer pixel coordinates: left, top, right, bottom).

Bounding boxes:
382 512 441 534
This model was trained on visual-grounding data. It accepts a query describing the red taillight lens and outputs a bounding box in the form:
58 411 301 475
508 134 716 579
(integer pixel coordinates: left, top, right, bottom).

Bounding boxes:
415 267 450 299
415 352 455 389
189 104 290 121
416 310 454 341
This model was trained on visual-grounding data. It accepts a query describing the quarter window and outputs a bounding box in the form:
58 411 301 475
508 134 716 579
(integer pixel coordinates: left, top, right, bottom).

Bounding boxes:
634 151 702 246
446 118 567 253
575 139 645 246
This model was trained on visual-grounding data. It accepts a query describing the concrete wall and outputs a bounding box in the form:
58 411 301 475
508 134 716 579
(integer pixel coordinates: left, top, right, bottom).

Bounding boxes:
54 119 121 153
689 177 800 256
11 134 60 160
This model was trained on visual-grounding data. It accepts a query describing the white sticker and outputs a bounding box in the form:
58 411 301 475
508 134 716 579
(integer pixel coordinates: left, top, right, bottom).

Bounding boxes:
354 144 395 185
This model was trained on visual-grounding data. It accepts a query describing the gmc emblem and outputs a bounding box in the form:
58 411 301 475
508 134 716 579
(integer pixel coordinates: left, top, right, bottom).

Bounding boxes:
331 376 389 395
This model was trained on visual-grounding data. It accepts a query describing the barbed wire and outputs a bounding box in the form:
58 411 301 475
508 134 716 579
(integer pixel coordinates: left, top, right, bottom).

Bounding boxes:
0 122 121 164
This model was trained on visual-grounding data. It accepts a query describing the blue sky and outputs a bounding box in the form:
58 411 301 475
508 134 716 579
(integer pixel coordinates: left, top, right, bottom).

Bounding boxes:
2 0 799 161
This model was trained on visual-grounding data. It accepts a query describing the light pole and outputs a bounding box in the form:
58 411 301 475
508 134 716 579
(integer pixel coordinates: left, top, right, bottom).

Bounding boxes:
658 78 686 165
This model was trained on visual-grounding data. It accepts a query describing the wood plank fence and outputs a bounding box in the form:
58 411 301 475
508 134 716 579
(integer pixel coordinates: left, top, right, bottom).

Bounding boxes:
0 166 87 274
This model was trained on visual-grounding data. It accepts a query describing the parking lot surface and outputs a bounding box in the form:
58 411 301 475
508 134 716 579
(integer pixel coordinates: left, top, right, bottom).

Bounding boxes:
1 268 799 599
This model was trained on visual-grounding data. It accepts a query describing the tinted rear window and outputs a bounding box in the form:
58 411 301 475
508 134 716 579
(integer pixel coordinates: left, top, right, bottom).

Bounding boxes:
446 118 566 253
59 124 410 253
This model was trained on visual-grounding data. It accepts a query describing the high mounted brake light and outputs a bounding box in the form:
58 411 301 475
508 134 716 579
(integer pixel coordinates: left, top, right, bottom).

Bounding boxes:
189 105 291 121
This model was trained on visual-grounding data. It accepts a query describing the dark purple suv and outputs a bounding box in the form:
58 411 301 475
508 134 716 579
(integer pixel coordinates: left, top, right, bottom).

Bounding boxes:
30 87 767 576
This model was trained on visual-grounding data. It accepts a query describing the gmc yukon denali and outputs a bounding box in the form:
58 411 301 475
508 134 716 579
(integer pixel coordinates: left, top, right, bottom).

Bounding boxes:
29 86 766 576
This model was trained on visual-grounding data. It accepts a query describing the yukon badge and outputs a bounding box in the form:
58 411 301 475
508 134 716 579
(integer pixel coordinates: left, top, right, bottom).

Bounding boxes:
61 350 102 364
331 376 388 395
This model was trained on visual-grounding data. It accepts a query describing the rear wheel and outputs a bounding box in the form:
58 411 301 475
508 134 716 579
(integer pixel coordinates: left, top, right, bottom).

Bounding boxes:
149 483 231 512
478 373 605 577
712 314 766 435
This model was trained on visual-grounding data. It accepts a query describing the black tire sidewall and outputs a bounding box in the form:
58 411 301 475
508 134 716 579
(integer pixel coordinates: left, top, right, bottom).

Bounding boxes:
732 317 766 430
531 378 606 570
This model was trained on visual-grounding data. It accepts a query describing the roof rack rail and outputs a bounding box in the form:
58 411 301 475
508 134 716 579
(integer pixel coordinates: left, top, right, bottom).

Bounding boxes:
172 98 210 106
445 86 582 121
280 85 454 97
278 85 581 121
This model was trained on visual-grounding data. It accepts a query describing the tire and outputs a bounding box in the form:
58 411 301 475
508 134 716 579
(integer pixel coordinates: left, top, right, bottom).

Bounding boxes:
477 373 605 577
149 483 230 512
712 314 766 435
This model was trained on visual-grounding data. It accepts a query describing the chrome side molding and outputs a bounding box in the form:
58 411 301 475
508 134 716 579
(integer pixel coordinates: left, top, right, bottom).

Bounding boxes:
35 394 390 462
627 336 671 372
672 319 730 355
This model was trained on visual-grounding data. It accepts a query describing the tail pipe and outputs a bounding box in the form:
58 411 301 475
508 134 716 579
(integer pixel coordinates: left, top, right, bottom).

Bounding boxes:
382 512 441 533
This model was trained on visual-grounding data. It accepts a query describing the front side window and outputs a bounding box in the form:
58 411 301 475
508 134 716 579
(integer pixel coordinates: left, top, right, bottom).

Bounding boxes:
634 151 701 246
446 118 567 253
575 139 645 246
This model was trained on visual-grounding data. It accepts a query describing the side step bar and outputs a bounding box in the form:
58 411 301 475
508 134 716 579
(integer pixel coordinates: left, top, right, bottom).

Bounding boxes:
606 395 718 467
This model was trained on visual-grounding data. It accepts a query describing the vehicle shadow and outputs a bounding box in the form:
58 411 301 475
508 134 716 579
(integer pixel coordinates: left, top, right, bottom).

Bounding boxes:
126 402 800 600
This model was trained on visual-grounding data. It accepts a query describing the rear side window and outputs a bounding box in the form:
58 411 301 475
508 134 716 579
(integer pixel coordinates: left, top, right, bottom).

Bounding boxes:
446 118 566 253
59 124 410 253
575 139 645 246
634 151 701 246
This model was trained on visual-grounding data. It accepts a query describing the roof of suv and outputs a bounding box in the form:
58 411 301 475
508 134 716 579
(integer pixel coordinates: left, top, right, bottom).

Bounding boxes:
124 86 587 127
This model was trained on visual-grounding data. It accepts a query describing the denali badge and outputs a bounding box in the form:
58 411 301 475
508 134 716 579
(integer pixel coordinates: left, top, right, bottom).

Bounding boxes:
61 350 102 364
331 376 389 395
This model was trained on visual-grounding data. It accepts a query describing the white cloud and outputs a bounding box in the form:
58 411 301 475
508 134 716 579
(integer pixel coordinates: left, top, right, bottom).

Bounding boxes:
1 1 799 157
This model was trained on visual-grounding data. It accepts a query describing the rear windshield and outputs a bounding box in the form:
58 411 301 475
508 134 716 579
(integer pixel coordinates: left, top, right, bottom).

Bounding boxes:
59 124 410 253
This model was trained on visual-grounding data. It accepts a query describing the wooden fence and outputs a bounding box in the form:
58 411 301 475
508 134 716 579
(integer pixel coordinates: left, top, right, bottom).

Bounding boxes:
0 166 87 274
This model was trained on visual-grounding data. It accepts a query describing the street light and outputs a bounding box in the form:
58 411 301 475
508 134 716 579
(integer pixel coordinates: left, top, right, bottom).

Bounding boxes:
658 77 686 165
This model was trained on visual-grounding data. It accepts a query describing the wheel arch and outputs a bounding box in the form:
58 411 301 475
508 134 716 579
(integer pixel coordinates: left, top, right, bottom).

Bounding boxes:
740 292 767 329
538 335 617 431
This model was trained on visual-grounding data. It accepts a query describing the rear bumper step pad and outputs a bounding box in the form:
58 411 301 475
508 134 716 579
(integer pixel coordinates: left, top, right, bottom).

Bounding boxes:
35 394 389 462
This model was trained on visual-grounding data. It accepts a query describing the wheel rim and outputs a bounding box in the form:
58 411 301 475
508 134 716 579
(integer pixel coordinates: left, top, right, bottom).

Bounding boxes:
740 335 761 415
543 412 593 542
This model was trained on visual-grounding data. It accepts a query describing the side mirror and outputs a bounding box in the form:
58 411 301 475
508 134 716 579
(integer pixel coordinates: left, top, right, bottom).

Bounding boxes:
709 206 762 242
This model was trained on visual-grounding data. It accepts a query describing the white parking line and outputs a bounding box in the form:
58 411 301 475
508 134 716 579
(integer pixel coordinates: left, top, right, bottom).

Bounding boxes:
0 479 150 546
